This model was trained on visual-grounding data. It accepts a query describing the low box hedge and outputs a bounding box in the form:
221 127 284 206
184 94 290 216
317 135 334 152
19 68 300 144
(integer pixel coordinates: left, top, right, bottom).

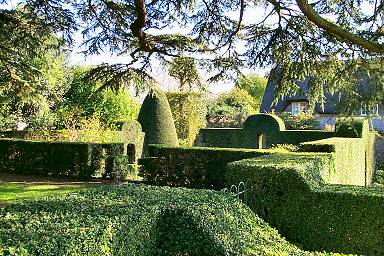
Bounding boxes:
226 153 384 255
139 145 272 189
0 184 340 255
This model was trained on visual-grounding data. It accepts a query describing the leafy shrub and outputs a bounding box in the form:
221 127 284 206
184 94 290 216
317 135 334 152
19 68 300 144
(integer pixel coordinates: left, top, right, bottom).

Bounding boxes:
166 92 206 146
0 184 336 255
235 74 267 111
278 112 320 130
57 66 140 129
374 169 384 185
206 88 257 127
104 155 141 181
138 88 179 155
335 117 367 137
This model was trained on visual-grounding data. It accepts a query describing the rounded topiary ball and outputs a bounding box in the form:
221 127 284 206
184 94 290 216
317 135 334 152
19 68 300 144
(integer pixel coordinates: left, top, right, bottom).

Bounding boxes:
138 88 179 155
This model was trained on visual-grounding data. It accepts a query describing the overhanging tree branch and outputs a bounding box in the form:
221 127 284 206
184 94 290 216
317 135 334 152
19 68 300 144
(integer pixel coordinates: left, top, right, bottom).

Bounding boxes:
296 0 384 53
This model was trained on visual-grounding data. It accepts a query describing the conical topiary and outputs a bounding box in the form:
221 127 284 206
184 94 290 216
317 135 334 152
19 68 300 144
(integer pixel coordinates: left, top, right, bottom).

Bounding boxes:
138 88 179 156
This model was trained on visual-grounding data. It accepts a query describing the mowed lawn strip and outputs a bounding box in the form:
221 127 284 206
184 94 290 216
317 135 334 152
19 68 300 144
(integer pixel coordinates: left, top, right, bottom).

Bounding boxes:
0 173 108 204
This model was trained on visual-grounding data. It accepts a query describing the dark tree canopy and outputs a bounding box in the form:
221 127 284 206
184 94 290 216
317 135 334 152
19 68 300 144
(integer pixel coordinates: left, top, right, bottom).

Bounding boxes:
2 0 384 109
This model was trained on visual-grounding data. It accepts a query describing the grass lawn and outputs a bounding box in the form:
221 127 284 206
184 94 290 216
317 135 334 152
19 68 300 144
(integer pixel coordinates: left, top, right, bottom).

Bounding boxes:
0 173 113 204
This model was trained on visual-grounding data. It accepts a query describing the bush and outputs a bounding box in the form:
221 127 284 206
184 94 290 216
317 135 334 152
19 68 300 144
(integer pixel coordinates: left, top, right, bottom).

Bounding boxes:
335 117 368 137
0 184 336 255
57 66 140 129
235 74 267 111
278 112 320 130
103 155 140 181
206 88 257 128
226 153 384 255
166 92 206 146
0 139 124 179
137 89 179 155
374 169 384 185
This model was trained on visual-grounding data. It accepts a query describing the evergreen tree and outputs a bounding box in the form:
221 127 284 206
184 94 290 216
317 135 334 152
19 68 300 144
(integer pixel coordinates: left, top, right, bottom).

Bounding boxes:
2 0 384 107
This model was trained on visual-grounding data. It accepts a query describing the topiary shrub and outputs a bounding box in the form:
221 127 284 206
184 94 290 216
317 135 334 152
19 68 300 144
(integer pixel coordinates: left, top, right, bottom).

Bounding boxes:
166 92 206 146
137 88 179 156
120 120 145 159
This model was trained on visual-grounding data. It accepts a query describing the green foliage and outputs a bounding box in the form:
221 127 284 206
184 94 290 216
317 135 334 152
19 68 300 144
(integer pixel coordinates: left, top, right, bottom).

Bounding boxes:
0 35 68 130
269 144 299 152
0 139 124 179
235 74 267 111
225 153 384 255
58 66 140 129
335 117 367 138
374 169 384 185
119 121 145 159
0 184 335 255
103 155 140 181
98 89 141 128
139 145 271 189
243 114 286 132
166 92 206 146
206 88 257 128
194 128 246 148
2 0 384 108
138 88 179 155
278 112 320 130
168 56 203 92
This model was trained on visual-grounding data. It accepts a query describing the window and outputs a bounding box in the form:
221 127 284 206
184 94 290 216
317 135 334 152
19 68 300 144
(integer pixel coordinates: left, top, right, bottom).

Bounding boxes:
291 102 308 116
359 103 379 116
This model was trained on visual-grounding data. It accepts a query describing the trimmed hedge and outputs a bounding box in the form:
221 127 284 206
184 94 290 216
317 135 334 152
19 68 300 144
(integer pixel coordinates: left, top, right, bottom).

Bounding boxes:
226 153 384 255
268 130 334 148
139 145 271 189
0 139 124 179
195 114 334 148
0 184 335 255
300 137 366 185
194 128 244 148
